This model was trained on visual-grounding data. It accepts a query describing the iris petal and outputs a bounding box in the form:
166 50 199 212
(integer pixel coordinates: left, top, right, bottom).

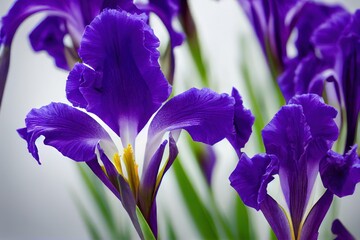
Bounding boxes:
17 102 114 164
229 153 278 210
68 9 170 144
29 16 69 70
227 88 254 156
300 190 333 240
145 88 235 169
320 145 360 197
289 94 338 145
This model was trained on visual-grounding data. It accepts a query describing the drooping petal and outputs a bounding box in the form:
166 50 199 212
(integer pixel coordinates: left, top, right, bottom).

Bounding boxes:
196 144 216 185
68 9 170 145
145 88 235 169
17 102 114 164
29 16 69 70
0 0 106 107
229 153 279 210
226 88 254 156
300 190 333 240
66 63 89 109
1 0 75 45
260 195 293 240
332 219 356 240
320 145 360 197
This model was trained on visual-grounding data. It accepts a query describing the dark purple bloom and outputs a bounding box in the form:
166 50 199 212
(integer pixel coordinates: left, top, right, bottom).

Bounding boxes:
18 9 253 238
237 0 301 75
230 93 360 239
320 145 360 197
0 0 139 108
0 0 185 108
280 8 360 152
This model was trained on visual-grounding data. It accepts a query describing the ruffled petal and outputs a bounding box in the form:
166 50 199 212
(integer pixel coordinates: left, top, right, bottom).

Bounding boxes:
320 145 360 197
289 94 338 145
29 16 69 70
226 88 254 156
229 153 279 210
145 88 235 169
294 2 345 58
17 102 114 164
332 219 356 240
68 9 170 144
311 10 351 59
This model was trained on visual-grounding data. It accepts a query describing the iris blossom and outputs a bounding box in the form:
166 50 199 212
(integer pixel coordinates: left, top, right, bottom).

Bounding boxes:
230 94 360 239
18 9 254 238
237 0 344 81
0 0 184 107
0 0 143 106
281 9 360 151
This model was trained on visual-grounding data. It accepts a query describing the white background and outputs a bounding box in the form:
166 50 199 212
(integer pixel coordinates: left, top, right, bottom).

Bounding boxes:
1 0 360 239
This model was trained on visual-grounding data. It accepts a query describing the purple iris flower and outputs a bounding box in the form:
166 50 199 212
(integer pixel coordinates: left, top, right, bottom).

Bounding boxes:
237 0 306 76
237 0 344 80
230 94 360 239
17 9 254 238
0 0 184 108
0 0 138 107
280 8 360 151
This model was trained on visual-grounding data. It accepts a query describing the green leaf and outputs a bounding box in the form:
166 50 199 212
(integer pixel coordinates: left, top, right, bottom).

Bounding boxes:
72 193 102 240
136 207 156 240
269 228 277 240
233 196 255 239
173 159 220 239
165 215 177 240
241 56 266 152
76 165 121 239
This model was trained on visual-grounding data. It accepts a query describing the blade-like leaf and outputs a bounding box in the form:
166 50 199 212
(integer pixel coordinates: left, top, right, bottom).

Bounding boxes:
173 159 220 239
77 164 120 239
72 193 102 240
233 196 255 239
136 207 156 240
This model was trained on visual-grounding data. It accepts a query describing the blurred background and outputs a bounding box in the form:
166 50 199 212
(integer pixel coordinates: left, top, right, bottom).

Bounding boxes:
0 0 360 239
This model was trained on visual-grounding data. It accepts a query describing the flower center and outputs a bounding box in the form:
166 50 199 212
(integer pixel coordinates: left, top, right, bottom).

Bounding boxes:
113 144 140 200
